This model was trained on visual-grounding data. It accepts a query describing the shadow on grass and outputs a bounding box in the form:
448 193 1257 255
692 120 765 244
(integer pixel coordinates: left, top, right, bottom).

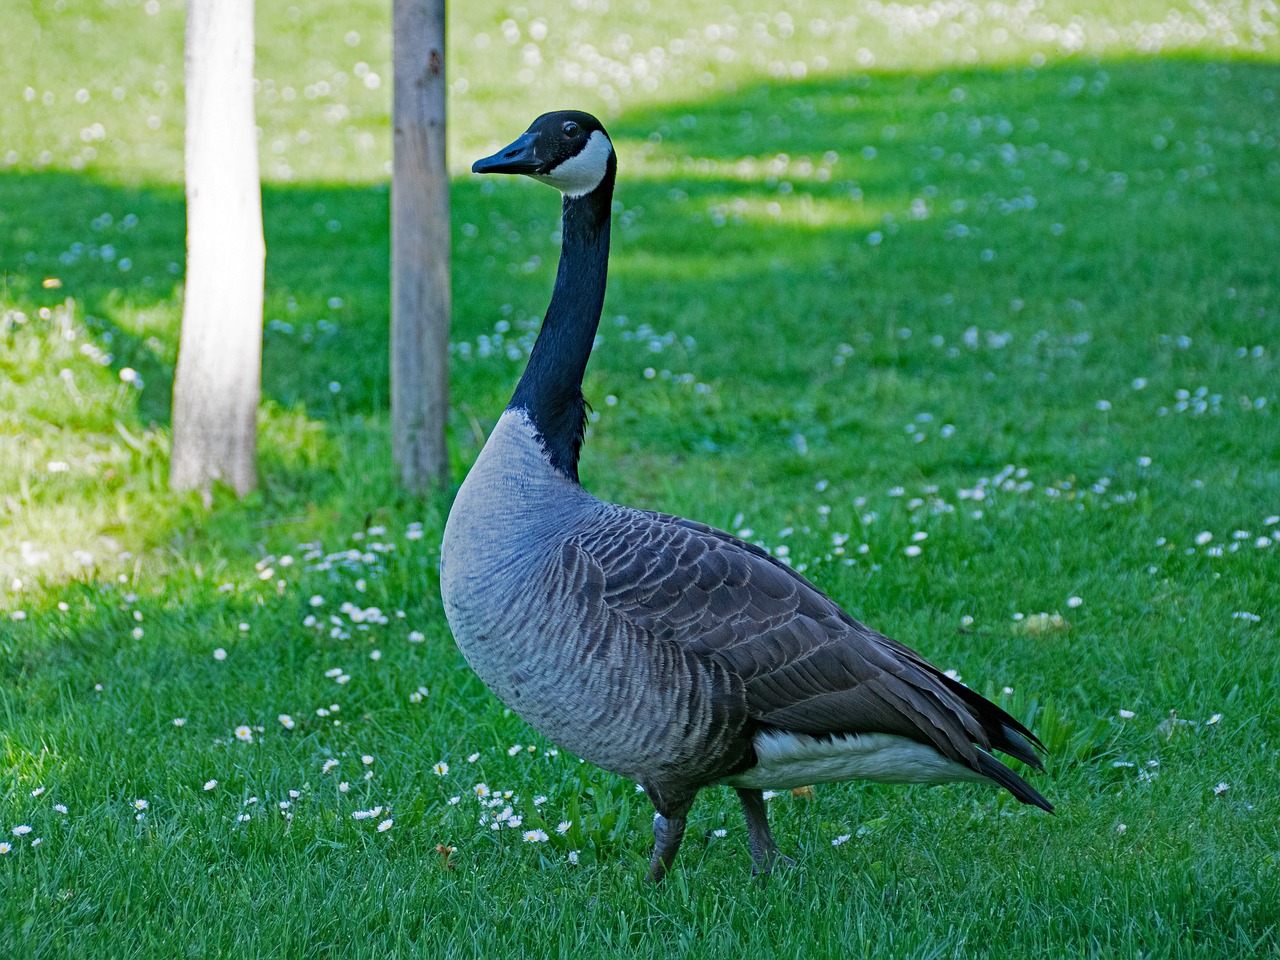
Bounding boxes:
1 55 1277 565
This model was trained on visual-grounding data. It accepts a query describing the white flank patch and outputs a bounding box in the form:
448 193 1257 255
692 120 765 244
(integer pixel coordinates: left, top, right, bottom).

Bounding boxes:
533 131 612 197
723 730 985 790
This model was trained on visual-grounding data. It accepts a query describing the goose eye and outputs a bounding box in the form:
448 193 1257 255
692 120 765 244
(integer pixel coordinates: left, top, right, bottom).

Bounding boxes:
562 121 580 137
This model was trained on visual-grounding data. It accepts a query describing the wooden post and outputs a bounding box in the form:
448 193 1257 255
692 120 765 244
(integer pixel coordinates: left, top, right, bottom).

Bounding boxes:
170 0 264 497
391 0 451 491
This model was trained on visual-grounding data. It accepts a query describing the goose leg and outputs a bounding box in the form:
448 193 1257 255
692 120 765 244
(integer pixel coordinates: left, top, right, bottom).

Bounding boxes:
735 787 794 876
646 789 696 883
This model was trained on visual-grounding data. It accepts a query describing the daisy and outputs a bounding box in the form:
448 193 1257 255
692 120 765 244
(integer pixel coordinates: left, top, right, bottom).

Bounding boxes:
204 780 217 791
556 820 572 834
234 725 254 743
433 761 449 776
522 829 549 843
134 799 149 811
377 818 393 832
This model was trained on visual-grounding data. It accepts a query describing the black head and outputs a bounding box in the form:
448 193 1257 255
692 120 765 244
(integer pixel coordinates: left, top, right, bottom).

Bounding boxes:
472 110 615 198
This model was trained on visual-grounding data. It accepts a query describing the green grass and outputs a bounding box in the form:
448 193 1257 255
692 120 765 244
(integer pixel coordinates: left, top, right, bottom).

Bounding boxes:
3 1 1280 957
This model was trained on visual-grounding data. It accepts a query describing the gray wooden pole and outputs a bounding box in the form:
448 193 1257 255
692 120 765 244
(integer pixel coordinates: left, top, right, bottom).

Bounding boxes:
391 0 451 491
170 0 264 497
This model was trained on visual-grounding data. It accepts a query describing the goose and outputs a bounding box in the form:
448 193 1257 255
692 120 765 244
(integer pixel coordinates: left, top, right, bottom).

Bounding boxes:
441 110 1051 881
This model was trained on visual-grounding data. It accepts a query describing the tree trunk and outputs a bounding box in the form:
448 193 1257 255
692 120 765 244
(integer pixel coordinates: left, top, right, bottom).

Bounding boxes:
170 0 264 497
391 0 451 491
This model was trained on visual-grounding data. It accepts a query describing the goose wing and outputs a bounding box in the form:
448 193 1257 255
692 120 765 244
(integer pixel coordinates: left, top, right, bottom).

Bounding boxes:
570 508 1047 795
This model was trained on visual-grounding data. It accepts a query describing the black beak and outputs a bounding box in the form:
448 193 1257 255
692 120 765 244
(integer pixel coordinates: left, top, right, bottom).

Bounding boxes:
472 131 542 175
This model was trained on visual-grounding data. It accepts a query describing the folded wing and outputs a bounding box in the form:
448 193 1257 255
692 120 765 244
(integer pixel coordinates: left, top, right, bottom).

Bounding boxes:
569 508 1051 810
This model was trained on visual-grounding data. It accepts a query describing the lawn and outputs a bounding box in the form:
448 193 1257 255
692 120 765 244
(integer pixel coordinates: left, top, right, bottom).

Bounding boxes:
2 1 1279 957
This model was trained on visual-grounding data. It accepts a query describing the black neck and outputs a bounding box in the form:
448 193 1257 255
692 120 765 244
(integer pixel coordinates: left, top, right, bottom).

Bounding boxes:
508 169 615 482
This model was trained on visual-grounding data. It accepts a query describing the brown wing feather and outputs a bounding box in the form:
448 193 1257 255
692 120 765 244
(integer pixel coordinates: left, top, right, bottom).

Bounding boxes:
571 508 1045 779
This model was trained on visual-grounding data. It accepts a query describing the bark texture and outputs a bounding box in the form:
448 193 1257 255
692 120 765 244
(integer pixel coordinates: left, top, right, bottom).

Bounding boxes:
170 0 265 497
391 0 451 491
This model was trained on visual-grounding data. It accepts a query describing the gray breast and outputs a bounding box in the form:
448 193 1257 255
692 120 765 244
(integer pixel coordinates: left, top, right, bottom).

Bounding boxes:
441 410 726 781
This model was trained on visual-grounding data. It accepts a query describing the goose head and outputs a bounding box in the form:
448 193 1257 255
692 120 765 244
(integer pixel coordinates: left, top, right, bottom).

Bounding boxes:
472 110 615 199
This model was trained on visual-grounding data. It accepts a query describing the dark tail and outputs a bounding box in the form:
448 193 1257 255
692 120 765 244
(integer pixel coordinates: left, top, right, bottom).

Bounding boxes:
975 750 1054 813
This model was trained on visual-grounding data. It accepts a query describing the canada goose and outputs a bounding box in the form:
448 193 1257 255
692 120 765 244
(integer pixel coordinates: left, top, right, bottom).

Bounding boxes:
441 110 1051 881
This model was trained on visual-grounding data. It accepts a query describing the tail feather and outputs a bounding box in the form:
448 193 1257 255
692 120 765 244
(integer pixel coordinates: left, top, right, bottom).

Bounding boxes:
974 750 1054 813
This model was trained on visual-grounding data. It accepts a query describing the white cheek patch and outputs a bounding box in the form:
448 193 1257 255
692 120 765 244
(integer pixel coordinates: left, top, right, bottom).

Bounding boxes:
532 130 613 198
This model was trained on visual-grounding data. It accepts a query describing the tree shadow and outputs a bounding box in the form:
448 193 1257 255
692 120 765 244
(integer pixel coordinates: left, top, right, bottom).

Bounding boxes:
2 54 1276 560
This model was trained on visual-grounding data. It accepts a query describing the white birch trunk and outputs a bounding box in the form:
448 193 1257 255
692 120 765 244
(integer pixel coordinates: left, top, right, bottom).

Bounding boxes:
170 0 264 497
391 0 451 491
